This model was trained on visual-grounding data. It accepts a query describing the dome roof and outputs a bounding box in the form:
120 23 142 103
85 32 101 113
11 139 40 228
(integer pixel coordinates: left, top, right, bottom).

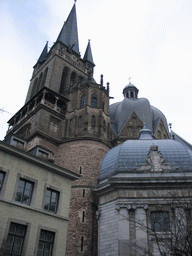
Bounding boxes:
100 129 192 179
110 97 169 137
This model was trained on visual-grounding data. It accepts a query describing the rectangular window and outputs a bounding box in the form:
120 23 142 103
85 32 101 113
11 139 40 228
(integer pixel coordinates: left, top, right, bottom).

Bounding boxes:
12 138 25 150
37 230 55 256
3 222 26 256
37 150 49 160
151 211 170 232
0 171 5 191
44 188 59 214
15 179 34 205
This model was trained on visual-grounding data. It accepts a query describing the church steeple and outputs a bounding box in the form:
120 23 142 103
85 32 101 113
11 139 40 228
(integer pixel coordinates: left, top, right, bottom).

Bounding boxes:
83 40 94 65
56 3 80 55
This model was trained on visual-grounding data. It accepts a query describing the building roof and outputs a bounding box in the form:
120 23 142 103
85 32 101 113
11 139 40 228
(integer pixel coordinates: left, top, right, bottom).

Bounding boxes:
100 128 192 179
56 3 80 55
110 85 169 137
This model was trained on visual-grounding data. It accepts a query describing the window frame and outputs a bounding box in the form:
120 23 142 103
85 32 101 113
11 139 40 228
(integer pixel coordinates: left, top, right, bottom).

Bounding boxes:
37 229 55 256
91 95 97 108
35 225 58 256
10 136 26 150
15 178 34 206
42 185 62 215
80 94 86 108
0 167 9 198
2 218 31 256
150 210 171 232
13 174 38 207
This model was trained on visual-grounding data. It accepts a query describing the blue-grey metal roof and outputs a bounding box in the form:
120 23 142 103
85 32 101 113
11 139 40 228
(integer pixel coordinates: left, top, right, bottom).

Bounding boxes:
110 97 169 137
100 130 192 179
56 3 80 55
83 40 94 65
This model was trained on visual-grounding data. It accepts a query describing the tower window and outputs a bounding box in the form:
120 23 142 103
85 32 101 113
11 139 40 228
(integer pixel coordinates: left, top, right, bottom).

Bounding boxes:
91 95 97 108
31 77 38 98
79 166 82 174
130 91 134 98
83 189 85 197
80 94 86 108
103 120 106 131
40 67 48 89
92 115 96 127
60 67 68 94
81 236 84 252
82 211 85 222
70 72 76 86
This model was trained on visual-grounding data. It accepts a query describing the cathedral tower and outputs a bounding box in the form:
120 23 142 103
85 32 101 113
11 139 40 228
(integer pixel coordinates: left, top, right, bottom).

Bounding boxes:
5 3 111 255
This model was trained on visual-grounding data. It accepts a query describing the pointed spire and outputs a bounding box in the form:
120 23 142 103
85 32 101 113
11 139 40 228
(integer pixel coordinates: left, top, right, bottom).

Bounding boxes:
83 40 94 65
38 42 48 63
56 3 80 55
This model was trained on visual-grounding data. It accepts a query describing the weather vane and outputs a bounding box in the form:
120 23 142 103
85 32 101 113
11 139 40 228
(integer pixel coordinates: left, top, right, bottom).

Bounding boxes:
128 77 132 84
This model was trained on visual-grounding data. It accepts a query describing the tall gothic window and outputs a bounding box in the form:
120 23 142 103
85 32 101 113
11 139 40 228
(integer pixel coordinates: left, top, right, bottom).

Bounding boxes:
40 67 48 89
60 67 68 94
91 94 97 108
31 78 38 98
92 115 96 127
35 72 43 94
80 94 86 108
70 72 76 86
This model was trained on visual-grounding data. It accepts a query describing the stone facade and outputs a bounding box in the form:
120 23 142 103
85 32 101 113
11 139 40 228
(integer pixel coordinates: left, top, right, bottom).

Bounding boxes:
0 141 79 255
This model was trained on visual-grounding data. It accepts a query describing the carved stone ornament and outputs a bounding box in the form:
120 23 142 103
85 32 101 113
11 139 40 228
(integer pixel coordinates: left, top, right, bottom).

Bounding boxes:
146 145 165 172
116 203 148 211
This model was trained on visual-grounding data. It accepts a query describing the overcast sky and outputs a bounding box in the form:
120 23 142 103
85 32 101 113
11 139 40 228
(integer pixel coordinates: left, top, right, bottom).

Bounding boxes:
0 0 192 144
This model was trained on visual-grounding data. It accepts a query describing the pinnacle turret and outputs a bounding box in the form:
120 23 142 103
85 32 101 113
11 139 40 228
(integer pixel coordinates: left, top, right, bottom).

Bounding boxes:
37 41 48 63
83 40 95 65
56 3 80 55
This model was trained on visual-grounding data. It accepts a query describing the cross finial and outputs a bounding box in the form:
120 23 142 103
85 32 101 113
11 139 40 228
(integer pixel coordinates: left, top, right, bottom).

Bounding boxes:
128 77 132 84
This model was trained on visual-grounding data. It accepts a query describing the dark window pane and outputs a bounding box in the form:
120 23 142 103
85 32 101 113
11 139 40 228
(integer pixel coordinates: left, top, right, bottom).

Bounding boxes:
0 172 5 190
4 223 26 256
38 230 55 256
151 211 170 232
15 179 33 205
91 97 97 108
44 189 59 213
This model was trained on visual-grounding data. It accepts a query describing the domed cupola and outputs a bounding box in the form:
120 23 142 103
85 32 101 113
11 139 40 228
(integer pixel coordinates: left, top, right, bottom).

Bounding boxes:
100 128 192 180
123 82 139 99
110 83 170 144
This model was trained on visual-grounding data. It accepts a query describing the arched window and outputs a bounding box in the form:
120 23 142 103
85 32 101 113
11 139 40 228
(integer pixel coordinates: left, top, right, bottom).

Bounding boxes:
35 72 43 95
103 120 106 131
40 67 48 89
70 72 76 86
31 78 38 98
92 115 96 127
60 67 68 94
78 76 83 84
130 91 134 98
80 94 86 108
91 94 97 108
